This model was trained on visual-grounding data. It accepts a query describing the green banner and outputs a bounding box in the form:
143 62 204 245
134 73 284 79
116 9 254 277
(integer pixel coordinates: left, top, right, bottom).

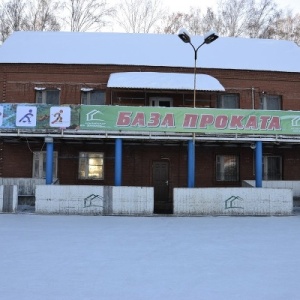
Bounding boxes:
79 105 300 135
2 104 300 136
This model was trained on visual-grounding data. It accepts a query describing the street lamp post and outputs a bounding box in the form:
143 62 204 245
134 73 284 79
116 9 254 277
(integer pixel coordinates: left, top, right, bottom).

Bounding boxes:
177 29 219 188
178 28 218 108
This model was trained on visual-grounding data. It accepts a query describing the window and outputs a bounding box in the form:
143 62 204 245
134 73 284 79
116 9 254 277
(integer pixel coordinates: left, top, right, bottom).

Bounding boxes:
36 89 60 105
150 97 173 107
260 95 281 110
33 151 58 179
81 89 105 105
263 156 282 180
216 155 239 181
78 152 104 180
217 94 239 109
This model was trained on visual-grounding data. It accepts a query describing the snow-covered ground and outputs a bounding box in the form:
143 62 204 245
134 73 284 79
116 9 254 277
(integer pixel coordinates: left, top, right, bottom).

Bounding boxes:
1 213 300 300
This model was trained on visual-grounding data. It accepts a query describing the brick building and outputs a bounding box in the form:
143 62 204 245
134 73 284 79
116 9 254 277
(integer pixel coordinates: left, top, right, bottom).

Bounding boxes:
0 31 300 213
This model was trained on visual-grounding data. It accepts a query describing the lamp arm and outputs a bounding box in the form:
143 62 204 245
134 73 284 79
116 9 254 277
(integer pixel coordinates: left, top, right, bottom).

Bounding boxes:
194 42 205 60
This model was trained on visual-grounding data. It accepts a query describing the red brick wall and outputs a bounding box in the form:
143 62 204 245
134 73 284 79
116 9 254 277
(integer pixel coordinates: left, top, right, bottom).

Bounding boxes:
1 63 300 186
1 64 300 110
2 141 34 177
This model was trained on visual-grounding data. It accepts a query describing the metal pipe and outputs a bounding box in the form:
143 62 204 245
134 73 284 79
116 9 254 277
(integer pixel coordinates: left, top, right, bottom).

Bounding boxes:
255 141 263 187
115 138 122 186
1 132 300 143
251 87 255 109
187 139 195 187
45 137 54 185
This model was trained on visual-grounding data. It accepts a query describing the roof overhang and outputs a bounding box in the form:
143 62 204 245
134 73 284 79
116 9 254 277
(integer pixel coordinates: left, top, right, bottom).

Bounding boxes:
107 72 225 91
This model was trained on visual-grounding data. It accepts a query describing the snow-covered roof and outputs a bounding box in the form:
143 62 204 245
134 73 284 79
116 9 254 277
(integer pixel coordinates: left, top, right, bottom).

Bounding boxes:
0 31 300 73
107 72 225 91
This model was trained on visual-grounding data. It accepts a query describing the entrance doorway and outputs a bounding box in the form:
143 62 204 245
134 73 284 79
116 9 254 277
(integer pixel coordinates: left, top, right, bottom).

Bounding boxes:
152 161 172 214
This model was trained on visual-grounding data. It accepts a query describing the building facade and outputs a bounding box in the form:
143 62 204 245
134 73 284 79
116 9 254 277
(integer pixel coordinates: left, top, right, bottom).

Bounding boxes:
0 31 300 213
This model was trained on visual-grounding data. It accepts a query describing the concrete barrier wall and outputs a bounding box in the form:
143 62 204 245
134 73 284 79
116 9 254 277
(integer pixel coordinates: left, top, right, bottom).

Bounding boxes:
36 186 104 215
243 180 300 197
112 186 154 215
174 187 293 216
4 184 293 216
0 178 45 195
0 185 3 212
0 185 18 213
36 185 154 215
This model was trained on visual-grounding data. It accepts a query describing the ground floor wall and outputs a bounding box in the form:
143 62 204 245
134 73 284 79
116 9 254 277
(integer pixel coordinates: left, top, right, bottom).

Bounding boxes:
1 138 300 190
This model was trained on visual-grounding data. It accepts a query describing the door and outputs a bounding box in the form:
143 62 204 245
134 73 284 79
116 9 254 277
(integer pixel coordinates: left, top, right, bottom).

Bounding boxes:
152 161 172 214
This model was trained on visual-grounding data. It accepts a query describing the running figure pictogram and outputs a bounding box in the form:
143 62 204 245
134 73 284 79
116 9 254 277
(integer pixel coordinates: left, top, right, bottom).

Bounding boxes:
51 109 63 124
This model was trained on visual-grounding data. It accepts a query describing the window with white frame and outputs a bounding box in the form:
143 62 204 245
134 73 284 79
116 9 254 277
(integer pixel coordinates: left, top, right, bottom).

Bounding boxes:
150 97 173 107
81 89 105 105
263 155 282 180
216 155 239 181
78 152 104 180
35 88 60 105
217 94 239 109
260 94 281 110
33 151 58 179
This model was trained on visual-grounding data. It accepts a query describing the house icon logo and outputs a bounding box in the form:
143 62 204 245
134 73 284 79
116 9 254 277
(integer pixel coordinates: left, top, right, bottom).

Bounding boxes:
225 195 244 209
86 109 104 122
291 116 300 127
84 108 107 128
84 194 103 208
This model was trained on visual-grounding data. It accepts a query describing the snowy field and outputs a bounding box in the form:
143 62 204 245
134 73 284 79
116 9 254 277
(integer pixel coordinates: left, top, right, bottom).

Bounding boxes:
1 214 300 300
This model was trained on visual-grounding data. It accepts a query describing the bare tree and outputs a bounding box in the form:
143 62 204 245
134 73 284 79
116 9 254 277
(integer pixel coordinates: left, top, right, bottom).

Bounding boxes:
62 0 115 32
26 0 62 31
245 0 280 38
0 0 63 43
201 8 224 36
0 7 10 42
115 0 166 33
0 0 27 42
157 0 294 41
200 0 283 39
215 0 254 37
158 7 212 35
270 11 300 44
158 6 222 36
185 8 203 35
159 12 191 34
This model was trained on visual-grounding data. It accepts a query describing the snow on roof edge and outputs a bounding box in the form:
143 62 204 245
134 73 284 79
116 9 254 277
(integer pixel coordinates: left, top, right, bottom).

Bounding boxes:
0 31 300 73
107 72 225 91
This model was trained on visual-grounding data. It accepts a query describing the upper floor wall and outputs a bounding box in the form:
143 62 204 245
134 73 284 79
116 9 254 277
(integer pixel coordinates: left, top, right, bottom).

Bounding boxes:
1 63 300 111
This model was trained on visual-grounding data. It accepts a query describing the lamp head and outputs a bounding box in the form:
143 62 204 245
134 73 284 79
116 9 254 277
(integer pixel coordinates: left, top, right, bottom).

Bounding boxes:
204 30 219 44
177 28 191 43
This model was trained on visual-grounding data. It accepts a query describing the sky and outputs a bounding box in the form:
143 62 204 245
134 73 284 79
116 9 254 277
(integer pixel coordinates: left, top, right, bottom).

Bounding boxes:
164 0 300 12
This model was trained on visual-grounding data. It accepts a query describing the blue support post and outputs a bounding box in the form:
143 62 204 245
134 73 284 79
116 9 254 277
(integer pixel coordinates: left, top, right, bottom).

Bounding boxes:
187 139 195 188
45 137 54 185
255 141 263 188
115 138 122 186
